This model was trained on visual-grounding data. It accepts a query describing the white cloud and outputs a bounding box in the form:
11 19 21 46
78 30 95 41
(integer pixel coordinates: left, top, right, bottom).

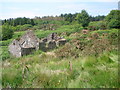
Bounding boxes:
1 0 119 3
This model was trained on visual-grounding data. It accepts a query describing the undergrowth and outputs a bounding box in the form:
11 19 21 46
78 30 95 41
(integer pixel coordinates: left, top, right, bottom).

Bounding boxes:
1 27 119 88
2 50 118 88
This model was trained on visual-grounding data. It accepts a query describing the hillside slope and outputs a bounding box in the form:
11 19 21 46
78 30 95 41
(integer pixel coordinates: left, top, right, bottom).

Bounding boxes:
1 27 119 88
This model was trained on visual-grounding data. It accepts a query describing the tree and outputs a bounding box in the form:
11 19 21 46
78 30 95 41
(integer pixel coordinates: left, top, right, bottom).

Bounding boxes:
64 13 73 23
76 10 90 28
108 19 120 29
30 19 35 26
89 15 105 21
1 24 14 40
105 10 120 29
2 17 36 26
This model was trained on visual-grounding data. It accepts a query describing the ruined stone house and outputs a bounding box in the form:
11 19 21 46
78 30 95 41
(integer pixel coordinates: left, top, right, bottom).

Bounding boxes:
9 30 67 57
9 30 39 57
39 32 66 51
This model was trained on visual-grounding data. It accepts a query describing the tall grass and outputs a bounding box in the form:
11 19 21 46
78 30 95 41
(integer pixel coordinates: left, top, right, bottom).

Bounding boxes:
1 26 119 88
2 50 118 88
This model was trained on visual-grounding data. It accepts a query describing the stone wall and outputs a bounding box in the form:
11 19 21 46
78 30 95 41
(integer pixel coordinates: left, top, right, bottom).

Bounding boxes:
47 40 57 50
20 30 39 50
39 33 67 51
56 39 66 46
8 40 22 57
9 31 67 57
9 30 40 57
21 47 36 56
39 41 47 51
47 33 58 41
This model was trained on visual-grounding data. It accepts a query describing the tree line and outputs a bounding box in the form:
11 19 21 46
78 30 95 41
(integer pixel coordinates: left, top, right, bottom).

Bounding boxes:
1 9 120 41
60 11 105 23
2 10 105 27
2 17 35 26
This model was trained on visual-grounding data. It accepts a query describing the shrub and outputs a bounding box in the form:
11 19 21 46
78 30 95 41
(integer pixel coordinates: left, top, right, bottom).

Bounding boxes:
82 38 111 57
1 46 10 61
1 24 14 40
88 21 107 30
105 10 120 29
55 43 79 58
14 24 33 31
107 19 120 29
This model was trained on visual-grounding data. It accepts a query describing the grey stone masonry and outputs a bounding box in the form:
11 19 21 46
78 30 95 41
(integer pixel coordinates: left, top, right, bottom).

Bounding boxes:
56 39 67 46
39 33 67 51
9 30 39 57
39 41 47 51
47 40 57 50
9 31 67 57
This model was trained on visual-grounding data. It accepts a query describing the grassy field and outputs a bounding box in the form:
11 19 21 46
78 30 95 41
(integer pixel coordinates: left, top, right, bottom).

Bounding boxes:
2 50 118 88
1 25 119 88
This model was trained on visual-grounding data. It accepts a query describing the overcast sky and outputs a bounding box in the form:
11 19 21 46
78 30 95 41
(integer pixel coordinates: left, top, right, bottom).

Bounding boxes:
0 0 119 19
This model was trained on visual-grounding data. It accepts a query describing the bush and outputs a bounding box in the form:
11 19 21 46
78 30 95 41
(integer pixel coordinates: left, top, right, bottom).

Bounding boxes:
1 24 14 40
14 24 33 31
1 46 10 61
105 10 120 29
108 19 120 29
88 21 107 30
55 42 80 58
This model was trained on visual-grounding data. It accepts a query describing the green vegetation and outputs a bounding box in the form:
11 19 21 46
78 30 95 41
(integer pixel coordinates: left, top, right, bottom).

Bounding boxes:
1 9 119 88
1 24 14 40
2 44 118 88
2 28 119 88
2 17 35 26
88 21 107 30
105 10 120 29
76 10 90 28
1 24 83 61
1 31 25 60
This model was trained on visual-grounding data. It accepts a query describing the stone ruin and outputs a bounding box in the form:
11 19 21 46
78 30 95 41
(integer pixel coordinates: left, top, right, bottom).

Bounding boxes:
39 32 67 51
9 30 67 57
9 30 39 57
